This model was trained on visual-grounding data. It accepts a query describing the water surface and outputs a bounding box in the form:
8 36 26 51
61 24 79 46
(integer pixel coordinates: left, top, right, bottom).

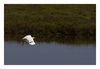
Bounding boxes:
4 41 96 65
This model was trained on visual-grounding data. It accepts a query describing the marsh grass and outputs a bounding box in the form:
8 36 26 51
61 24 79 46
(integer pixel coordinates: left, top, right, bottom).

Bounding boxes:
4 4 96 39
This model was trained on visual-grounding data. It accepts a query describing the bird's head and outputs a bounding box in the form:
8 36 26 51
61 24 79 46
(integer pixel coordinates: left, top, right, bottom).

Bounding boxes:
32 37 35 39
22 37 26 39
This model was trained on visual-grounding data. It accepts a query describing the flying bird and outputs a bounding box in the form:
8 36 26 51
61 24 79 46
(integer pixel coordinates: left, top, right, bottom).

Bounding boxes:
22 35 35 45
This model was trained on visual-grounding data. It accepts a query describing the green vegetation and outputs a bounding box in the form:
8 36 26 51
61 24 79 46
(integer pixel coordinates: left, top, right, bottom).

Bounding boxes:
4 4 96 39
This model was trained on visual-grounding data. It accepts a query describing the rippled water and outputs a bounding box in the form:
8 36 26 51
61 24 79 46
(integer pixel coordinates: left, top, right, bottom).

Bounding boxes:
4 40 96 65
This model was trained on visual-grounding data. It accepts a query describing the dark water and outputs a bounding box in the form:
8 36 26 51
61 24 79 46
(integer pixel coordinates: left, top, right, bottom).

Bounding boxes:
4 41 96 65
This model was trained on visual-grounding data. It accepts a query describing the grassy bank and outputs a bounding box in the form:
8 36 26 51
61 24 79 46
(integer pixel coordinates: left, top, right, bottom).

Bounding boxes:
4 4 96 39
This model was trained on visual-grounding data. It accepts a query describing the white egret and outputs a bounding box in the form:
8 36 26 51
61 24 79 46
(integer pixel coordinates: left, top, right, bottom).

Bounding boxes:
22 35 35 45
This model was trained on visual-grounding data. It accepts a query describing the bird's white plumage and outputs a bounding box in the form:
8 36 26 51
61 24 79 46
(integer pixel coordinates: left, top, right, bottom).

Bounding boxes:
22 35 35 45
